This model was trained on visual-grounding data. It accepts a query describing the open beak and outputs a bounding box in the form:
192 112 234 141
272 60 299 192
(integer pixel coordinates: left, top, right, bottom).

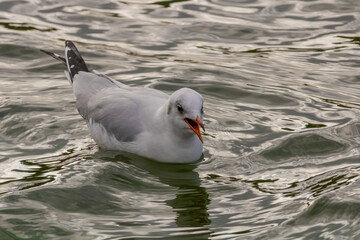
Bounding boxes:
184 116 205 143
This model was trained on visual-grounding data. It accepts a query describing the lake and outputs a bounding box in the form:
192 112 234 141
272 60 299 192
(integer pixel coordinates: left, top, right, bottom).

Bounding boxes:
0 0 360 239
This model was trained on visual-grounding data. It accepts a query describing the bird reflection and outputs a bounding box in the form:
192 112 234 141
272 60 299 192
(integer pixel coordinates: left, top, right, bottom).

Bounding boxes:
103 151 212 237
166 184 211 228
131 155 211 229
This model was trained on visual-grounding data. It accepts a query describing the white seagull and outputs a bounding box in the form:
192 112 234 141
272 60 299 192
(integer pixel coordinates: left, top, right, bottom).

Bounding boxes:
41 41 205 163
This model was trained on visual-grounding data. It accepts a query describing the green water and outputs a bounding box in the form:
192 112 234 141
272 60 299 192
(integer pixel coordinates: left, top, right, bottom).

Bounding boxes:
0 0 360 239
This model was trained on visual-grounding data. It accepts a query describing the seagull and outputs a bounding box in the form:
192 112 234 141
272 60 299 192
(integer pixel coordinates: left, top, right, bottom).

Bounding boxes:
41 41 205 163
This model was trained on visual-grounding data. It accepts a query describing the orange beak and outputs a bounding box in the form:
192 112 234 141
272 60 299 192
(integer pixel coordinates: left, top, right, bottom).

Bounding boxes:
184 116 205 143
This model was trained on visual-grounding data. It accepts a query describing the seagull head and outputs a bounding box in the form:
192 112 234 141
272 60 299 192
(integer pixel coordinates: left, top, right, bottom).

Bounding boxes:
167 88 205 143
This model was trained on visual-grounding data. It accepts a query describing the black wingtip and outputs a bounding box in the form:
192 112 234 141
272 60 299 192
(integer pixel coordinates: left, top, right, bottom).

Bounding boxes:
40 41 90 82
40 49 67 66
64 40 89 79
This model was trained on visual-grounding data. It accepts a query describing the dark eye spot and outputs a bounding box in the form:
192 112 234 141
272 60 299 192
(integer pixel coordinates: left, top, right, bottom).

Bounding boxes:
177 104 184 113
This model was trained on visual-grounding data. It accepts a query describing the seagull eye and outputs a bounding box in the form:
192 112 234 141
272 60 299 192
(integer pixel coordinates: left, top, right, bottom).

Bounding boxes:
177 104 184 113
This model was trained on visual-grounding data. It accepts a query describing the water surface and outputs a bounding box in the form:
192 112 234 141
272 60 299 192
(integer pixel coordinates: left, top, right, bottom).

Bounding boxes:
0 0 360 239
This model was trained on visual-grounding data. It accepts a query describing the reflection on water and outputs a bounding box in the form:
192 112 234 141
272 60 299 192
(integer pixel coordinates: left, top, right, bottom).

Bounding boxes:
0 0 360 239
109 154 212 234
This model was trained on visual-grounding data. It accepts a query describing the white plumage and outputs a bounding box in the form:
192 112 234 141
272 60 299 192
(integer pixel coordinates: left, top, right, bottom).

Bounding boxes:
42 41 205 163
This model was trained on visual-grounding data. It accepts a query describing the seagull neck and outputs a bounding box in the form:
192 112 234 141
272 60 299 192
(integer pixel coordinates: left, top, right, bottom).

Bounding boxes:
156 102 178 134
154 104 170 127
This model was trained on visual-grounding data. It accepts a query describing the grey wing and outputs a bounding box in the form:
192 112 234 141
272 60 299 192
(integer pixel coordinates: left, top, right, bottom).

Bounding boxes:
70 71 168 142
72 71 128 118
92 70 127 88
85 90 144 142
72 71 168 119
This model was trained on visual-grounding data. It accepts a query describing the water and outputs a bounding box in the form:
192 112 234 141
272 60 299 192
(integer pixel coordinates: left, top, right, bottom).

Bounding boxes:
0 0 360 239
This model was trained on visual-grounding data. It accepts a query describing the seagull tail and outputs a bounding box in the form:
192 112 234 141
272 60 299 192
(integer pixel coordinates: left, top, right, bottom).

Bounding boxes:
64 40 89 82
40 49 67 66
40 40 89 83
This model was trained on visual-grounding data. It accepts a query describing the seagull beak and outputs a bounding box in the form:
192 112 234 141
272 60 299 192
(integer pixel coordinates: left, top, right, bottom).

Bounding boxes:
184 116 205 143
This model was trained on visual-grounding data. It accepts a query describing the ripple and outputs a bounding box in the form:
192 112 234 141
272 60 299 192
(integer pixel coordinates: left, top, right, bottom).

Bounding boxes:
0 21 57 32
1 0 360 238
153 0 191 8
259 133 347 163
